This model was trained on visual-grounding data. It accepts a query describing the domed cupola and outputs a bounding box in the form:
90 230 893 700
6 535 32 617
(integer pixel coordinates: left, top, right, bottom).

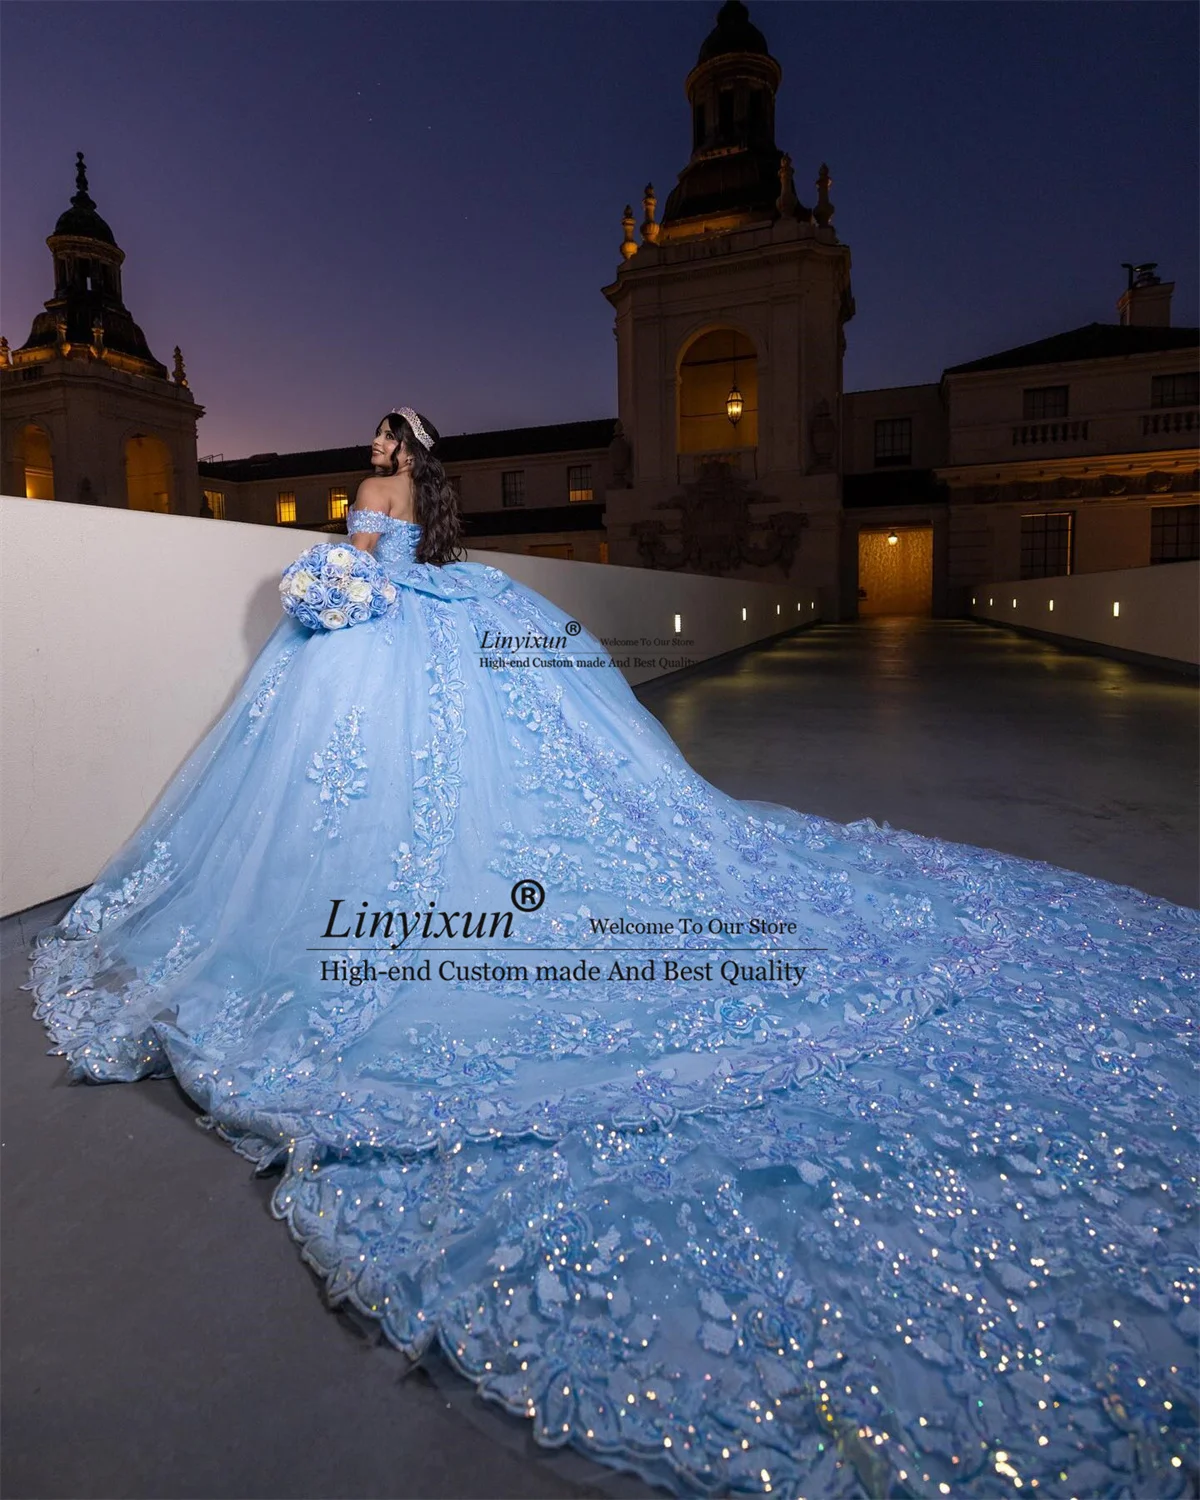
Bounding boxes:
696 0 770 63
51 156 118 246
12 152 168 377
659 0 810 238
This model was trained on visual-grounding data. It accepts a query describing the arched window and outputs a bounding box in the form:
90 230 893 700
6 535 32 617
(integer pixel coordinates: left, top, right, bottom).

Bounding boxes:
677 328 759 454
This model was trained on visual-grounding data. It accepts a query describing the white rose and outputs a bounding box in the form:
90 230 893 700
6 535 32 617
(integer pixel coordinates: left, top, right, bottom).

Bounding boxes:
382 582 397 602
346 578 372 603
326 547 354 571
289 569 317 598
319 608 348 629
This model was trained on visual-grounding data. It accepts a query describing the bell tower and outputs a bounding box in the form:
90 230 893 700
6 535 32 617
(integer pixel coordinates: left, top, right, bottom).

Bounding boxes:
0 152 205 513
601 0 854 606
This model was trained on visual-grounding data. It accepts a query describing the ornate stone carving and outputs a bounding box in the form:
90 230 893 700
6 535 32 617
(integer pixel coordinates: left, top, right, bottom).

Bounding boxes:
808 397 837 472
630 458 807 575
608 420 633 488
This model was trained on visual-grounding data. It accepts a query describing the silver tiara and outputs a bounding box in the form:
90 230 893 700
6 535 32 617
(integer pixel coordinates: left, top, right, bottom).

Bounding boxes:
394 405 434 450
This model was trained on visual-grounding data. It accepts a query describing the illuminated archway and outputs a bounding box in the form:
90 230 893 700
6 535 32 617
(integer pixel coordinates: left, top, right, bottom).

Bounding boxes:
125 433 173 512
677 327 758 455
857 526 933 616
15 423 55 500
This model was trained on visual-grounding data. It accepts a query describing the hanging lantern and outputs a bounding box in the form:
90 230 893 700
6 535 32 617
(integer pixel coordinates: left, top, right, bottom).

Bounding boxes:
726 380 743 426
886 531 899 545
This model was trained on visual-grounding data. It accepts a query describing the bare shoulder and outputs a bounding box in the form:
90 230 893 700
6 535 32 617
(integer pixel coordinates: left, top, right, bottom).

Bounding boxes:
352 476 394 516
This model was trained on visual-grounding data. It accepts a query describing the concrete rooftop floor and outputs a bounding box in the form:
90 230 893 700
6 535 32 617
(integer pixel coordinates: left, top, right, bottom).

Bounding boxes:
3 617 1196 1500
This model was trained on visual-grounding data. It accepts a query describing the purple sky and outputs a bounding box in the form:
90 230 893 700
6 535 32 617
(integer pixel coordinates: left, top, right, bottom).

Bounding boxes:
3 2 1196 462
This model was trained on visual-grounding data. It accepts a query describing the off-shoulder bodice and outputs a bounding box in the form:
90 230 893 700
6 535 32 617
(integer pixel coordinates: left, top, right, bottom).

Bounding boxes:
346 507 421 570
344 506 512 602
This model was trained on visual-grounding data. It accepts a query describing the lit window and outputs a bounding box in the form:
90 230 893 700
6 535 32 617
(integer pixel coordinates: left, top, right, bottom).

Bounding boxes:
568 464 593 503
276 493 297 525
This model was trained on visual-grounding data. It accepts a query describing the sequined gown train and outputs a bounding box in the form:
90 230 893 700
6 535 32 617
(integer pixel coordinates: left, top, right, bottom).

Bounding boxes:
25 509 1198 1500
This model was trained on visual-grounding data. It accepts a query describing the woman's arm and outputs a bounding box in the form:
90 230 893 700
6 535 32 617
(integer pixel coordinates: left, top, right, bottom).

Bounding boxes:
347 479 390 553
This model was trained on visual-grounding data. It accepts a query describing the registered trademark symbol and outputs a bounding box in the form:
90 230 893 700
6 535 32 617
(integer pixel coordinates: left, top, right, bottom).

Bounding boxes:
511 878 545 912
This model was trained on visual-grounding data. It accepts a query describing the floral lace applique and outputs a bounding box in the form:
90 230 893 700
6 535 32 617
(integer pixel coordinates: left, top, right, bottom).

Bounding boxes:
388 599 465 908
307 706 369 838
244 641 303 743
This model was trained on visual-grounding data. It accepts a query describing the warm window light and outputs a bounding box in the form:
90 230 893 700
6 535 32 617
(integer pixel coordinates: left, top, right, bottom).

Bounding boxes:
971 596 976 605
988 597 994 606
1048 600 1054 611
886 531 899 545
1012 599 1017 608
796 602 801 611
810 601 815 609
741 606 748 621
1113 601 1121 617
673 613 682 633
776 603 781 615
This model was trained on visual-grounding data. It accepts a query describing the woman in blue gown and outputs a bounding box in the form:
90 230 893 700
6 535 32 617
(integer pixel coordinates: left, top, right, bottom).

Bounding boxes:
25 407 1198 1500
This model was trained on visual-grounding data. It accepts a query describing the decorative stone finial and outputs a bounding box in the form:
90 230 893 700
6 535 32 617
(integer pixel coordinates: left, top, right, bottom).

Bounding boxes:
71 151 97 211
0 336 10 368
640 183 659 244
814 162 835 226
620 204 638 260
172 345 188 387
776 152 798 217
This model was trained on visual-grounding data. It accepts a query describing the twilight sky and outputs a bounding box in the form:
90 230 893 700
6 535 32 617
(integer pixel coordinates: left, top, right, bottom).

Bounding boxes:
2 1 1196 462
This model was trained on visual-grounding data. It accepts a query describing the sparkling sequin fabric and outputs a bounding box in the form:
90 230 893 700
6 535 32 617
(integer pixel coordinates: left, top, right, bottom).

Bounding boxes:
25 510 1199 1499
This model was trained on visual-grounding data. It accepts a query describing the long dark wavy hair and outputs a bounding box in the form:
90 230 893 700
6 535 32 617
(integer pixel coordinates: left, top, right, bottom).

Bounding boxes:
370 410 465 566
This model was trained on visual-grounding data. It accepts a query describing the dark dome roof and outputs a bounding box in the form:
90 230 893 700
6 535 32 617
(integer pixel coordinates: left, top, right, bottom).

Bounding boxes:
52 201 117 246
50 154 118 246
697 0 770 64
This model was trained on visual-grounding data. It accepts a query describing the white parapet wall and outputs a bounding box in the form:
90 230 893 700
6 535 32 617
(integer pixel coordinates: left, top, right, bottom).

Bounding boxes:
969 560 1199 668
0 496 820 916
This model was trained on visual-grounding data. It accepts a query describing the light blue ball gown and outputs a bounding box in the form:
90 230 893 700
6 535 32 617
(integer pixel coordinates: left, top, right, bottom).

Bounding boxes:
24 508 1198 1499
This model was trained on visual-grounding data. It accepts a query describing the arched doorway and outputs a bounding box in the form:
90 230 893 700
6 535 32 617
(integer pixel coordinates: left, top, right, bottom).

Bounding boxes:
125 433 173 512
14 424 55 500
677 327 758 458
857 526 933 616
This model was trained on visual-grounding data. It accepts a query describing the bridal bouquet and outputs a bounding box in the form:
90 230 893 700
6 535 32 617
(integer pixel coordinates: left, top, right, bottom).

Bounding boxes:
279 543 398 631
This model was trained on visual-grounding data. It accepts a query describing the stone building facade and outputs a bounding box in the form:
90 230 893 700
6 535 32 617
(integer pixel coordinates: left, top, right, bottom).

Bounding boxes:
3 4 1196 620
